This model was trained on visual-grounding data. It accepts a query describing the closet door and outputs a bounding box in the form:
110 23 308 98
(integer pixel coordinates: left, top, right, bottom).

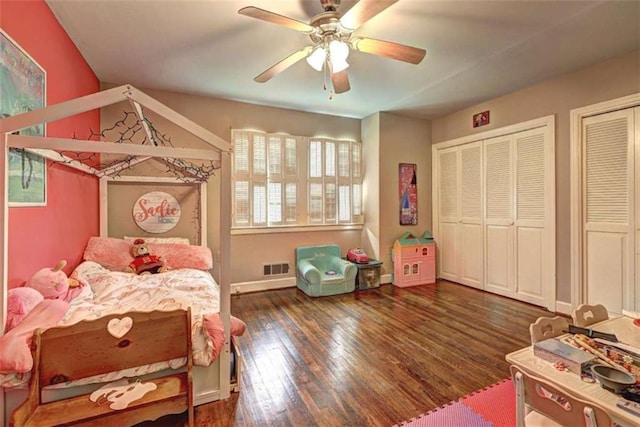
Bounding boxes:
437 147 460 282
459 142 483 289
583 109 635 314
484 135 514 298
513 128 548 306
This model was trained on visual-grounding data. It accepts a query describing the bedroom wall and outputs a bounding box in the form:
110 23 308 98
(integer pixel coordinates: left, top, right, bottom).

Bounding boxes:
379 113 432 268
431 49 640 304
100 83 365 284
363 112 432 273
0 0 100 287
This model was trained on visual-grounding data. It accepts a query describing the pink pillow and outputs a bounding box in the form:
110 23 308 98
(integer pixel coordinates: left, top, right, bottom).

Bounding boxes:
83 236 213 271
0 299 69 373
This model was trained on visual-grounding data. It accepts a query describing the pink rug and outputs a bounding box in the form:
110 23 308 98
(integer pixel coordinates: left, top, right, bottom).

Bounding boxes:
394 378 515 427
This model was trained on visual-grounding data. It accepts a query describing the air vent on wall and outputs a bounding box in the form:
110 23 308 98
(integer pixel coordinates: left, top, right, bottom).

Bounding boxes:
263 263 290 277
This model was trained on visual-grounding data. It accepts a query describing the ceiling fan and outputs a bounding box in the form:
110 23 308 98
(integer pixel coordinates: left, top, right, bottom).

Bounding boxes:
238 0 426 95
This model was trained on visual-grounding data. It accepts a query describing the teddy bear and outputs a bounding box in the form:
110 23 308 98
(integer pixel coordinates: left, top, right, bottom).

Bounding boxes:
124 238 170 275
25 260 83 302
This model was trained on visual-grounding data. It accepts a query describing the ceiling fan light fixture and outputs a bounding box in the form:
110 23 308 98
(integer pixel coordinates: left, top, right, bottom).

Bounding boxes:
329 39 349 62
329 39 350 72
331 57 349 73
306 46 326 71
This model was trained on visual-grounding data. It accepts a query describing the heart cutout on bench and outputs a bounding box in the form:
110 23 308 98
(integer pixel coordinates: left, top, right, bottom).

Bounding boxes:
107 317 133 339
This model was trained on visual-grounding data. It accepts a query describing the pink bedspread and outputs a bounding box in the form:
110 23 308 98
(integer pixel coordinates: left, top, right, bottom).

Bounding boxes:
0 261 245 389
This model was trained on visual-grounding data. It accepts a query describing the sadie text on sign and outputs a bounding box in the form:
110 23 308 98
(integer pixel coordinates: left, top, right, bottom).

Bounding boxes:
132 191 181 233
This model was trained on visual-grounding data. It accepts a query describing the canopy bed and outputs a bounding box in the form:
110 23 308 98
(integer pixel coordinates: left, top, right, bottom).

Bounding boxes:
0 85 236 423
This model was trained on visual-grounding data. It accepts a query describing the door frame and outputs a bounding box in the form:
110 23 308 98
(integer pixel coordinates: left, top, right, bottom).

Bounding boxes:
432 115 556 311
570 93 640 311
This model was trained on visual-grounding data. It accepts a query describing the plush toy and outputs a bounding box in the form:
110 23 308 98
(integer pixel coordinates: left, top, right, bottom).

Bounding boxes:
26 260 83 302
124 238 170 275
5 287 44 332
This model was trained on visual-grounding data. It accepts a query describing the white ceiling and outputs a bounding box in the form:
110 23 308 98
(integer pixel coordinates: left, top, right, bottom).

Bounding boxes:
45 0 640 120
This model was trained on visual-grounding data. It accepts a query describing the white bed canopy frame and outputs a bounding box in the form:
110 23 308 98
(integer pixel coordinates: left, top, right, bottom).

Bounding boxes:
0 84 234 419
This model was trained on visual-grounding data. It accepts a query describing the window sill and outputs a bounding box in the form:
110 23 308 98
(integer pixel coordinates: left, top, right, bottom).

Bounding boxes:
231 224 363 235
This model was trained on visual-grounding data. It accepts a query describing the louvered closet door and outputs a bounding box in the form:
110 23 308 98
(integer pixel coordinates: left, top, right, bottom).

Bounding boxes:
583 109 635 314
438 147 460 281
513 128 548 306
484 135 514 298
459 142 483 289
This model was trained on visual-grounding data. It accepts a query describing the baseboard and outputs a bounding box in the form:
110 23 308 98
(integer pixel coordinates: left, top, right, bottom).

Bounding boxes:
231 277 296 294
555 300 572 316
232 274 392 294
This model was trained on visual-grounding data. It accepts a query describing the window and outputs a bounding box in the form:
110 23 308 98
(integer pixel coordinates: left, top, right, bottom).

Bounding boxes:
231 130 363 230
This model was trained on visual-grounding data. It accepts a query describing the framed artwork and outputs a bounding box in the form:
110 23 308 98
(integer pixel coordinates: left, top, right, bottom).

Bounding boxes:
473 110 490 128
399 163 417 225
0 29 47 206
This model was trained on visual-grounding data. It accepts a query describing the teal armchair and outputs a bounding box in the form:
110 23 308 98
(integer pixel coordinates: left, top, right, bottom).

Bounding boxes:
295 245 356 297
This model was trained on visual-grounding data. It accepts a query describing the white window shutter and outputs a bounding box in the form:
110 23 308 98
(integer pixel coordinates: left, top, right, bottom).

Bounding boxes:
233 132 249 174
232 130 362 228
252 134 266 176
325 141 336 177
309 183 323 222
352 183 362 216
352 143 361 179
268 182 282 224
339 184 350 222
268 136 282 175
285 182 297 223
234 181 249 225
325 183 336 221
338 142 350 177
252 183 266 225
310 140 322 178
284 137 297 176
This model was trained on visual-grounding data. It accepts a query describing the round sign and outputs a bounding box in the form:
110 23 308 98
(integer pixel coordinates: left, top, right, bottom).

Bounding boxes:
132 191 181 233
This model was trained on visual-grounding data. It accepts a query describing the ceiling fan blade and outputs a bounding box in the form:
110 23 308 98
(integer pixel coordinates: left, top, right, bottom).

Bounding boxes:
351 37 426 64
238 6 315 33
330 69 351 94
335 0 359 17
254 46 313 83
339 0 398 31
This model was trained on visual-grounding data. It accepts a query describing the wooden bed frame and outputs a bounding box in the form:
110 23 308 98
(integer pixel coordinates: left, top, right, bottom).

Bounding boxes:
0 85 235 423
12 309 195 426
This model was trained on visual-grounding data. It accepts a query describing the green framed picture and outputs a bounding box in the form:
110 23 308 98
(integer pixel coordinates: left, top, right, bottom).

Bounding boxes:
1 28 47 206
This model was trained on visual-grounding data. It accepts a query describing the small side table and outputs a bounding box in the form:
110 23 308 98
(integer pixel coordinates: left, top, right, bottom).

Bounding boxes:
351 259 383 290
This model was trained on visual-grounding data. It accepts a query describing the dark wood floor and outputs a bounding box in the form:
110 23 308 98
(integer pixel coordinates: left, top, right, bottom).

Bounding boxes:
151 280 553 426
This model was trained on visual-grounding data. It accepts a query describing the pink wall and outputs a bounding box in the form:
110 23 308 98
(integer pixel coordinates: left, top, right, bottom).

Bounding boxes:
1 0 100 286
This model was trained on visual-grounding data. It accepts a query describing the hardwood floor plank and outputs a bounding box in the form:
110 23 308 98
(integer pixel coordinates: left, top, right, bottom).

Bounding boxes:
145 280 553 426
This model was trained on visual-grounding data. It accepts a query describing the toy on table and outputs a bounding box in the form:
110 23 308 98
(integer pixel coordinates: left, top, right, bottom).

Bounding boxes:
25 260 83 302
124 238 170 275
347 248 369 264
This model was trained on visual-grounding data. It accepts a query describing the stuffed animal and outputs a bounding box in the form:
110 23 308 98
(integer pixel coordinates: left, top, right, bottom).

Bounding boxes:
25 260 83 302
5 287 44 331
124 238 170 275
